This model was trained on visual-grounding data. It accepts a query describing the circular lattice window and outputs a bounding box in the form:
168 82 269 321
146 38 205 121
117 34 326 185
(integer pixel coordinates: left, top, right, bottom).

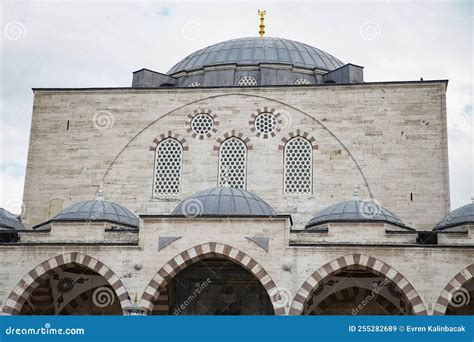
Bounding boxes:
238 76 257 86
294 78 311 85
187 82 201 87
255 113 277 134
191 114 214 136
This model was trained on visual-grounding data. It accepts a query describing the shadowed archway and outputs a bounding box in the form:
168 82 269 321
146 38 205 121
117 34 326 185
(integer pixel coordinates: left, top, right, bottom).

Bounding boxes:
2 252 130 315
140 242 285 315
290 254 427 315
434 264 474 315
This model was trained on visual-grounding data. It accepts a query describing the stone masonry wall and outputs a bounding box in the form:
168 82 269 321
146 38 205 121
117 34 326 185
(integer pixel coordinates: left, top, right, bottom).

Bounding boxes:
22 82 449 230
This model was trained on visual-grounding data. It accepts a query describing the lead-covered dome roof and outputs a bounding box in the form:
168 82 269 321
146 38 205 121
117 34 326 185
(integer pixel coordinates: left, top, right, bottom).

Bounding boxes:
172 186 275 217
434 202 474 230
168 37 344 74
36 199 139 229
0 208 25 230
305 198 405 229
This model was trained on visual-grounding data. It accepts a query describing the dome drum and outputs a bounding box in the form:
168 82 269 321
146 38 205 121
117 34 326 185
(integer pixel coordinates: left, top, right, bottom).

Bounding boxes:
132 37 363 88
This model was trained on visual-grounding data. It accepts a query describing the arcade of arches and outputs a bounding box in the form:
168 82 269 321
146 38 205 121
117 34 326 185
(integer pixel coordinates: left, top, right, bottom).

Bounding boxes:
7 255 474 316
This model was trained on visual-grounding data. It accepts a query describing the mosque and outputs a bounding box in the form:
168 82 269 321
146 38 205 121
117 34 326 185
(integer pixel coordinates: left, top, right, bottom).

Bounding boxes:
1 12 473 316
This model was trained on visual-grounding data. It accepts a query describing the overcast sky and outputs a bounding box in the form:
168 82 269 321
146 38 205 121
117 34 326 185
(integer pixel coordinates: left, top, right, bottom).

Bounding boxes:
0 0 472 215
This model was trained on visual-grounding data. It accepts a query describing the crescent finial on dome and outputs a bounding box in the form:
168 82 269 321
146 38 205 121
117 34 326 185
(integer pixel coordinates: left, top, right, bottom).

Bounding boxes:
258 10 266 37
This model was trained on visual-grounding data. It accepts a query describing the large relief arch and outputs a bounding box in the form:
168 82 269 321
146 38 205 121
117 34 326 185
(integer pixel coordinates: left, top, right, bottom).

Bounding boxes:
140 242 286 315
97 93 373 219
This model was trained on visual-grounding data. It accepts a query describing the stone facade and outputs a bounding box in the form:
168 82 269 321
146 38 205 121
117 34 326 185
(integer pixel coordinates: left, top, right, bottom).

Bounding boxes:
23 81 449 229
1 218 473 315
2 80 471 317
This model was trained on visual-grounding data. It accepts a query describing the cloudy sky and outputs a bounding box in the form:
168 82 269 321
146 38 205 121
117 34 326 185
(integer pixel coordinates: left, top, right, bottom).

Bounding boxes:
0 0 472 215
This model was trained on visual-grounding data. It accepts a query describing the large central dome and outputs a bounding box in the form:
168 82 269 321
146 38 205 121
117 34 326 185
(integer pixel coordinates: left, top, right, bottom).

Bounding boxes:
131 36 361 88
168 37 344 74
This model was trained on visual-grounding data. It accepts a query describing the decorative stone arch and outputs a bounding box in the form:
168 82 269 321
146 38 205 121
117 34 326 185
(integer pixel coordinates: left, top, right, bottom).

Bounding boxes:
249 107 283 138
433 264 474 315
185 106 219 139
140 242 285 315
278 130 318 150
2 252 130 315
100 93 373 197
308 287 401 315
148 131 189 152
289 254 427 315
213 130 253 151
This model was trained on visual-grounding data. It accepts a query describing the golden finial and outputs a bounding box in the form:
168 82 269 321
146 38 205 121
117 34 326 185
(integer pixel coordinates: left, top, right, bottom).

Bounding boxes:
258 10 266 37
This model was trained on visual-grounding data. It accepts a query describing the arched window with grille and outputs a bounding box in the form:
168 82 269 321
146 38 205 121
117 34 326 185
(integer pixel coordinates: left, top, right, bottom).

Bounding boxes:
284 137 312 194
153 138 183 195
218 137 247 189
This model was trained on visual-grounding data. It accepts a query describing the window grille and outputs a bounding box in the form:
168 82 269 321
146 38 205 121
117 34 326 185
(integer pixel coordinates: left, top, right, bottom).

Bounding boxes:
191 114 214 135
238 76 257 86
154 138 182 195
218 137 247 189
284 137 312 194
255 113 277 134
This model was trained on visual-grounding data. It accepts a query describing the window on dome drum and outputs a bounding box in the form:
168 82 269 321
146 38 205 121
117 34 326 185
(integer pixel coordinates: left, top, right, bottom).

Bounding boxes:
284 137 312 194
218 137 247 189
191 113 214 136
187 81 201 87
255 112 277 134
238 76 257 87
294 78 311 85
154 138 183 195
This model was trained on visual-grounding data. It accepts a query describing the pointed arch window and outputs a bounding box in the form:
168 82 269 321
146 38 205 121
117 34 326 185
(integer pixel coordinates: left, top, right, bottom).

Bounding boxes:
154 138 183 195
284 137 312 194
218 137 247 189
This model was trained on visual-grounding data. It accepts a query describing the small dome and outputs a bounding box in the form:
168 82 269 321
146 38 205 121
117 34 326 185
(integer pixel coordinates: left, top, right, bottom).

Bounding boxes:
0 208 25 230
38 199 139 229
305 198 405 229
172 186 275 217
434 202 474 230
168 37 344 74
